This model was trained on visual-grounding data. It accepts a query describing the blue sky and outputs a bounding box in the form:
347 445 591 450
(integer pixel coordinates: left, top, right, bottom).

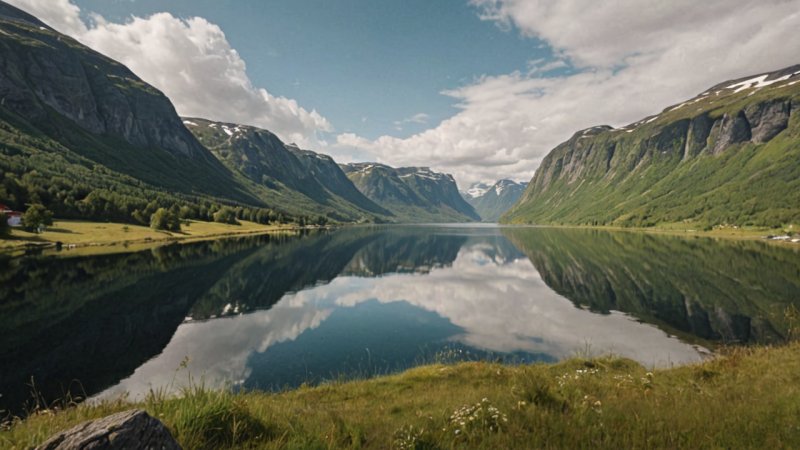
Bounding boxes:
74 0 558 140
12 0 800 186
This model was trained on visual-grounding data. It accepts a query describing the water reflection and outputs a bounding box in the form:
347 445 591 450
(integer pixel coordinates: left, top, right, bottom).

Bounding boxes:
2 226 798 415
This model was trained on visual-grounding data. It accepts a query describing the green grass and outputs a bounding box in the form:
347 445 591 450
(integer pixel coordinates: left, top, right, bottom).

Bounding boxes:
0 219 298 256
3 343 800 449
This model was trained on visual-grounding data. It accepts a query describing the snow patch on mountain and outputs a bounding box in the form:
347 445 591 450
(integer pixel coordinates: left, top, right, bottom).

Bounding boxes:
727 74 793 93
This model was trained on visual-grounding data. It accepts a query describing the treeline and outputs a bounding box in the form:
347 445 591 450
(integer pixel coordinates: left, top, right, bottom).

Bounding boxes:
0 138 330 229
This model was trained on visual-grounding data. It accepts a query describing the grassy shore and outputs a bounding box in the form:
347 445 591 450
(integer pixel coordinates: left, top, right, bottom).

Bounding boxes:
519 222 800 248
0 219 300 256
3 220 797 257
2 343 799 449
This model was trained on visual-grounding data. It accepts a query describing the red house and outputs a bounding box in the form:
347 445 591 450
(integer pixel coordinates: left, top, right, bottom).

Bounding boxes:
0 204 22 227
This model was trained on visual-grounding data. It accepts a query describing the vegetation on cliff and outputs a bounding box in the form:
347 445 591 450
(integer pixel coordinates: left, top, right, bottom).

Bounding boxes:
504 65 800 228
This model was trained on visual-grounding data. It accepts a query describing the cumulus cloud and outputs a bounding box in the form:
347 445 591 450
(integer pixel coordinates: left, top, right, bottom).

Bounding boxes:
335 0 800 187
7 0 332 148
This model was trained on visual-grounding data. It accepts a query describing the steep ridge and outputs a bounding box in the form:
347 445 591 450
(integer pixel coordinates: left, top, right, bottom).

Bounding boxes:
0 2 391 224
0 2 251 201
184 118 390 222
463 179 528 222
504 64 800 227
341 163 480 222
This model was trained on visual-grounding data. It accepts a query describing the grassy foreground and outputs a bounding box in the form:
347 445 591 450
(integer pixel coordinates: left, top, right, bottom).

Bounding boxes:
0 219 298 255
3 343 800 449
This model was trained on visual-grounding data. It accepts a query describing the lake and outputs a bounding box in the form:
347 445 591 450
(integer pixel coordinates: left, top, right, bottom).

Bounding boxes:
1 225 798 415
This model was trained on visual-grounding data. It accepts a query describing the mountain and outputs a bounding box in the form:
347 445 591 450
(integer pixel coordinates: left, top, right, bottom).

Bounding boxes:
0 2 255 202
504 64 800 228
341 163 480 222
183 118 390 222
0 1 389 224
463 179 528 222
0 1 297 226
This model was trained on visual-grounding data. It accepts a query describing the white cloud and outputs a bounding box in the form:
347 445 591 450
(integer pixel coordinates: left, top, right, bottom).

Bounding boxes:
335 0 800 187
393 112 430 130
7 0 332 148
6 0 87 35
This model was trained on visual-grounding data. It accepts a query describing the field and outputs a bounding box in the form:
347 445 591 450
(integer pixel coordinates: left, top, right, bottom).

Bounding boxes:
2 342 799 449
0 219 298 255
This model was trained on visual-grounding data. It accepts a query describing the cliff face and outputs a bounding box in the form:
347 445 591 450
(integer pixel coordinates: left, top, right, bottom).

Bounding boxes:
505 65 800 227
341 163 480 223
0 3 208 159
0 1 262 204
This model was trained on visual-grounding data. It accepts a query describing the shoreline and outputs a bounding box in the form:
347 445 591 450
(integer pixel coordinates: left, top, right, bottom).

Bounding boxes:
498 222 800 247
2 219 797 258
0 219 315 258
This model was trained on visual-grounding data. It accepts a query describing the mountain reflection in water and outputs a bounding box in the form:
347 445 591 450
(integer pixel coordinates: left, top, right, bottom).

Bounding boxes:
2 226 798 413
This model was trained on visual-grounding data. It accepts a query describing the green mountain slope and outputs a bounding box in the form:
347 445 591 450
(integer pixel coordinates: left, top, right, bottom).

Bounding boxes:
0 2 294 225
503 64 800 227
341 163 480 222
463 179 528 222
184 118 390 222
0 2 254 202
0 2 389 224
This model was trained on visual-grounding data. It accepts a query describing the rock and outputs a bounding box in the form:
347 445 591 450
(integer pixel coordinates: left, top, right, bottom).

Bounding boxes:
36 409 181 450
744 99 791 143
711 111 751 155
683 113 713 159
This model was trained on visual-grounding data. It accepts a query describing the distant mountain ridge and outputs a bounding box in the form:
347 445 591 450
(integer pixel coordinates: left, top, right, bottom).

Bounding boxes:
463 179 528 222
341 163 480 222
0 1 409 225
504 64 800 227
183 118 390 221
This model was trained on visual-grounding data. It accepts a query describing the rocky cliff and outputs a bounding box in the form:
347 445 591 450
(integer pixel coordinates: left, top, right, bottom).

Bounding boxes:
0 1 257 203
504 64 800 227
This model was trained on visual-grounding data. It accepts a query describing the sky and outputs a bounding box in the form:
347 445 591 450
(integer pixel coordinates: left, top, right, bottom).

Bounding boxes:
7 0 800 188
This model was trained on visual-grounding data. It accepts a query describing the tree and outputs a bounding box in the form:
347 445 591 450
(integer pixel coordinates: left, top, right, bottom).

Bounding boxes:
132 209 147 225
150 208 181 232
0 213 10 237
213 206 239 225
22 204 53 233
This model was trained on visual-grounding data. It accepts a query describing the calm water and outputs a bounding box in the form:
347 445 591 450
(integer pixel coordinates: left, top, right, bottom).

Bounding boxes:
1 225 799 414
